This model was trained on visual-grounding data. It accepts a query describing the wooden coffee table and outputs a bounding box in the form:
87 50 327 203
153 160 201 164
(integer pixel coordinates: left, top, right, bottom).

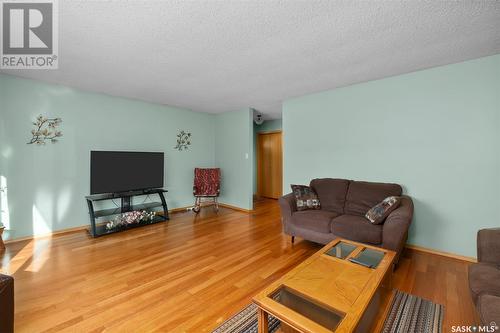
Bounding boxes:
253 238 395 333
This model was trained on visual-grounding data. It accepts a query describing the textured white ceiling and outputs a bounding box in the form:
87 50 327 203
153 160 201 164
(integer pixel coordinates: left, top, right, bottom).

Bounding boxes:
2 1 500 119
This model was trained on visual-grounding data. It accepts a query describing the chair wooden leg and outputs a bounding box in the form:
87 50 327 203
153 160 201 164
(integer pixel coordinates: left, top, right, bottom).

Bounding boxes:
214 197 219 212
291 236 295 244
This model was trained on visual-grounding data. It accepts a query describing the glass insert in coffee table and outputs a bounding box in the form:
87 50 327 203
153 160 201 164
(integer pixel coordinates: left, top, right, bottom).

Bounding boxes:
324 241 357 259
348 247 385 268
270 286 345 331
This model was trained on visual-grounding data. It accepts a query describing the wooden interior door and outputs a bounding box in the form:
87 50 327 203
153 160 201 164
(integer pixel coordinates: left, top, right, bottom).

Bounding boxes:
257 131 283 199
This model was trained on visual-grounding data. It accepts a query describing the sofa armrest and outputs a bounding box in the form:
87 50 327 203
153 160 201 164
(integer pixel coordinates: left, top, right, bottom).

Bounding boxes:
382 196 414 256
279 193 297 216
477 228 500 265
0 274 14 333
279 193 297 235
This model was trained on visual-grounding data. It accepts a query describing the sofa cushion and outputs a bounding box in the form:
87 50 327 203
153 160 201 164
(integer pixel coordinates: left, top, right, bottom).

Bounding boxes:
468 263 500 303
331 214 383 244
345 181 402 216
310 178 350 213
477 294 500 325
291 184 321 211
291 210 339 233
365 196 401 224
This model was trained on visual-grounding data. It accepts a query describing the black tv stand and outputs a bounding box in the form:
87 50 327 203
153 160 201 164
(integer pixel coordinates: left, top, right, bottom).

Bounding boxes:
85 188 169 237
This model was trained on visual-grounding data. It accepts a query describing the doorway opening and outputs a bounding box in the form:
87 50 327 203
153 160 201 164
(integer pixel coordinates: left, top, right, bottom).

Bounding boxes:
256 130 283 199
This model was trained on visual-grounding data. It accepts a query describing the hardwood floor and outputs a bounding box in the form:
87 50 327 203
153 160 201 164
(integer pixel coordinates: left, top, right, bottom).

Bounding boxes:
0 199 478 332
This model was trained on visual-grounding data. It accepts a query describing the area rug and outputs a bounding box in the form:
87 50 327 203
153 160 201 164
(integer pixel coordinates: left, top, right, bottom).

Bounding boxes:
382 290 444 333
212 290 443 333
211 303 280 333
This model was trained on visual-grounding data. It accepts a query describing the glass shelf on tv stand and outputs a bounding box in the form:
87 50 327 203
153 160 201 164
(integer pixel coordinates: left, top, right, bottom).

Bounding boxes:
92 202 164 218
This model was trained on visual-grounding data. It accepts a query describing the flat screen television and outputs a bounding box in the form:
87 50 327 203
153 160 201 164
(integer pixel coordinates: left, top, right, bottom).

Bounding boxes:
90 151 164 194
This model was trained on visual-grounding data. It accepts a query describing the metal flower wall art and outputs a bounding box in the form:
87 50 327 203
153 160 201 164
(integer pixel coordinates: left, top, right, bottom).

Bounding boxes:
174 130 192 151
27 115 63 145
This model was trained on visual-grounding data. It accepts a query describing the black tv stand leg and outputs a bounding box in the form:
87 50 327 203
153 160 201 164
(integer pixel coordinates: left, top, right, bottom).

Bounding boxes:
121 196 132 212
158 191 169 220
86 199 97 237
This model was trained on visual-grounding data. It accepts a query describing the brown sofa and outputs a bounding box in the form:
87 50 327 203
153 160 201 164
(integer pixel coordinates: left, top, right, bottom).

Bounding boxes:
468 228 500 325
279 178 413 263
0 274 14 333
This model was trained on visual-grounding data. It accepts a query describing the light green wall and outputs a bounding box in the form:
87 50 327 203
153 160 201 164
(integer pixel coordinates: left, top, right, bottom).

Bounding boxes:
0 74 216 240
215 109 254 210
255 119 282 133
0 104 8 230
283 55 500 258
253 119 282 194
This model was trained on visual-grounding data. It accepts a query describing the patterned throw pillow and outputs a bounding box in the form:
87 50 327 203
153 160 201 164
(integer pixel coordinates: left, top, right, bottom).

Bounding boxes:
291 185 321 211
365 196 401 224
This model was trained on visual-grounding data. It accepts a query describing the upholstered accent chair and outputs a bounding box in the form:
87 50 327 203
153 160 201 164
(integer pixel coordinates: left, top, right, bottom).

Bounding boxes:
0 273 14 333
193 168 221 213
468 228 500 325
